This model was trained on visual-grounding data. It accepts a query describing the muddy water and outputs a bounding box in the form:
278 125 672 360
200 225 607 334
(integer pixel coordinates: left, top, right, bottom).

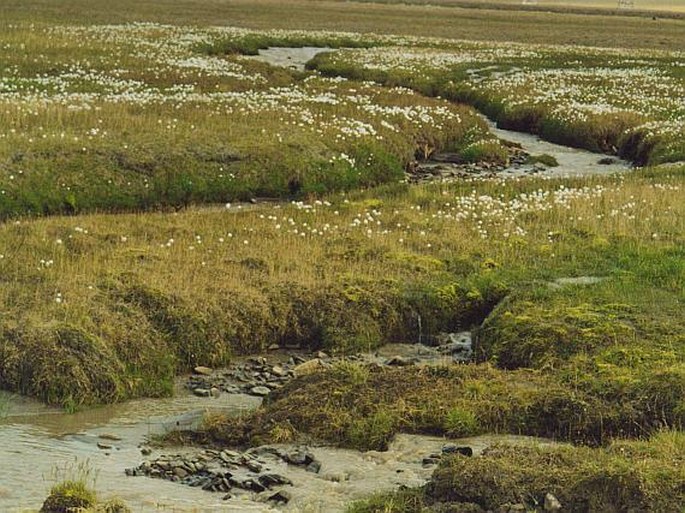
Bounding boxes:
0 388 262 512
244 47 332 72
0 383 553 512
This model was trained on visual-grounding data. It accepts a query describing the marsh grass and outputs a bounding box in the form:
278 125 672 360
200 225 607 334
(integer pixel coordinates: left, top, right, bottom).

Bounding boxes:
310 42 684 166
0 23 491 218
348 430 685 512
1 165 682 407
2 0 684 51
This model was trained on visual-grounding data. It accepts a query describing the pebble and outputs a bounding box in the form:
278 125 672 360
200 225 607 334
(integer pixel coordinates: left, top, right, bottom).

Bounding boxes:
185 335 473 399
193 366 213 376
98 433 122 441
442 444 473 457
267 489 292 504
544 492 562 511
249 386 271 397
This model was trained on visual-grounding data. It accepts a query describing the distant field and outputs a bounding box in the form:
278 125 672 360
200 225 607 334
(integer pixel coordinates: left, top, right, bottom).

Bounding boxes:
364 0 685 14
1 0 684 51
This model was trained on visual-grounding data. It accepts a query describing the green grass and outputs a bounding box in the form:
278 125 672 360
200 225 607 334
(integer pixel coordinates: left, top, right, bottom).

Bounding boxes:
348 430 685 513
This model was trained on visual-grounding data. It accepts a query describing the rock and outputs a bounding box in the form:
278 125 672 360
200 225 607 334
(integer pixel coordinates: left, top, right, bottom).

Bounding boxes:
173 467 189 479
267 489 292 504
242 478 266 493
322 472 349 482
271 365 287 377
98 433 122 441
140 447 152 456
293 358 324 377
219 450 241 463
544 493 562 511
193 366 213 375
305 459 322 473
442 444 473 457
268 343 280 350
317 351 329 359
96 442 113 450
210 387 221 397
245 460 263 473
193 388 211 397
249 386 271 397
598 157 617 165
157 460 172 472
422 457 440 466
385 355 413 366
283 449 316 467
258 473 293 489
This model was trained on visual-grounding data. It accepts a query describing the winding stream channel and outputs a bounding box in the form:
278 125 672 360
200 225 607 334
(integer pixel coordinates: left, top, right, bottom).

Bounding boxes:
0 48 631 512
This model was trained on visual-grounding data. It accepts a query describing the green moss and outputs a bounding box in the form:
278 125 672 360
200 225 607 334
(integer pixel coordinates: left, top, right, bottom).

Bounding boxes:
459 140 509 165
427 437 685 512
526 153 559 167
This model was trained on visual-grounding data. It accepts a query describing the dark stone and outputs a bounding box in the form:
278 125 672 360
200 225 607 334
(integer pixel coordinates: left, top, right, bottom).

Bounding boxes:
305 460 322 473
284 449 315 466
385 356 413 366
268 490 292 504
258 473 293 489
442 444 473 457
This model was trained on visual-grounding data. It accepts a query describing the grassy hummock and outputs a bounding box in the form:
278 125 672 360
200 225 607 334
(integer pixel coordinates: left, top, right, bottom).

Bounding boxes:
348 431 685 513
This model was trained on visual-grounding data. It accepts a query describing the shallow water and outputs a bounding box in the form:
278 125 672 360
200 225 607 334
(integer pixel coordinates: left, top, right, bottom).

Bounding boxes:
0 387 262 512
0 385 552 513
245 47 333 72
489 120 631 177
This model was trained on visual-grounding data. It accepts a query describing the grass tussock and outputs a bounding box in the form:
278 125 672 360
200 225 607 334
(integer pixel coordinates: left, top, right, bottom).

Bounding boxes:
195 352 682 451
348 430 685 513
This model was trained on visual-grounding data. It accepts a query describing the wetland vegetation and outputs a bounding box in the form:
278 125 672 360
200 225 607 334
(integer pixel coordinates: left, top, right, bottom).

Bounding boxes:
0 0 683 511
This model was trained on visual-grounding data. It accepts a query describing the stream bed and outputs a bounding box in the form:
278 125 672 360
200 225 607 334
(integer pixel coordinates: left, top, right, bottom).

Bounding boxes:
0 369 554 513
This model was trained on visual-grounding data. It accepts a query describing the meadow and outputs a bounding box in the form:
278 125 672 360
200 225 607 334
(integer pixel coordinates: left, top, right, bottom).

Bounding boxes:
310 39 685 165
0 0 683 511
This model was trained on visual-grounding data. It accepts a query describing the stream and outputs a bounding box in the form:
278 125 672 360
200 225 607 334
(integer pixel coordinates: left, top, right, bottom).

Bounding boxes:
1 48 630 512
0 349 554 513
